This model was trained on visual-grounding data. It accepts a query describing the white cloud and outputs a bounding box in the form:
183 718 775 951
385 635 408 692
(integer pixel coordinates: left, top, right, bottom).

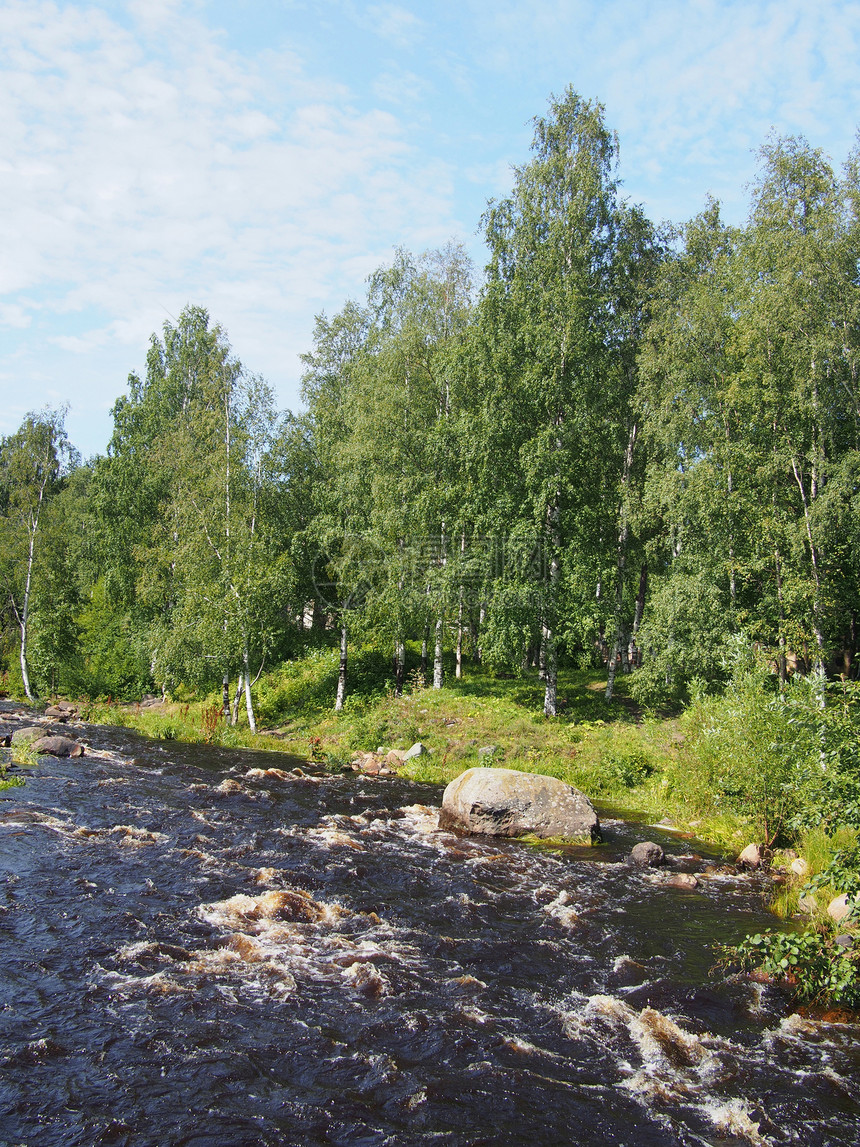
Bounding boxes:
0 0 464 451
364 3 424 49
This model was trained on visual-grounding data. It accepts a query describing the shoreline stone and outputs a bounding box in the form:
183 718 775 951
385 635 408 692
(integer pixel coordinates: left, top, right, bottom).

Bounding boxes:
439 767 600 841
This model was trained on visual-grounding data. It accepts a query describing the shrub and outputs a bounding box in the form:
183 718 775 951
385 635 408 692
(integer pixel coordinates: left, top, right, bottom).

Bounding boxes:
717 929 860 1008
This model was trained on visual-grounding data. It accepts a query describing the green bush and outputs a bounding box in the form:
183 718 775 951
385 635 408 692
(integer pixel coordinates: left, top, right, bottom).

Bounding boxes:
681 644 819 845
717 928 860 1008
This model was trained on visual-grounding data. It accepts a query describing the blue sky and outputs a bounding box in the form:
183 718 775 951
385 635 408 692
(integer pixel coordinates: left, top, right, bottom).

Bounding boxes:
2 0 859 459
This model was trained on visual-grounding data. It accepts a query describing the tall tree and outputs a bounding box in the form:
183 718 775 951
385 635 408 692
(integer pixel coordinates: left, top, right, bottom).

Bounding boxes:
474 87 657 713
0 408 78 700
93 306 292 722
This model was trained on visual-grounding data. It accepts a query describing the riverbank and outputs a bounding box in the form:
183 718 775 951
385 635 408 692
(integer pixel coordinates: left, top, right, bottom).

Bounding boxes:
5 662 860 1011
7 658 753 852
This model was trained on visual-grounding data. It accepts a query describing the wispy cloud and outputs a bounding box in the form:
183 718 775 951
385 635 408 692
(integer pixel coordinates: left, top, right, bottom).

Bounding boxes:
0 0 462 451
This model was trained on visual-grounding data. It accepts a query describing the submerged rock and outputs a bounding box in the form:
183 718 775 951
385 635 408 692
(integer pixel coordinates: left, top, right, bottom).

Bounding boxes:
665 872 698 889
630 841 665 867
439 767 600 841
32 736 84 758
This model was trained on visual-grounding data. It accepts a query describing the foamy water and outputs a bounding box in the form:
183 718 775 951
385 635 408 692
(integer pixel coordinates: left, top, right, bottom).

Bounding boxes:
0 707 858 1145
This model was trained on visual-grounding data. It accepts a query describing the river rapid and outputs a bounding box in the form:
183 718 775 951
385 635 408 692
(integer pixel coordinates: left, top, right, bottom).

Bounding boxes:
1 708 859 1146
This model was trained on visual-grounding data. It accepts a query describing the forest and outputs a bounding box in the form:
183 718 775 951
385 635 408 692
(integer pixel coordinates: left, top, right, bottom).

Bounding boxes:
3 88 860 999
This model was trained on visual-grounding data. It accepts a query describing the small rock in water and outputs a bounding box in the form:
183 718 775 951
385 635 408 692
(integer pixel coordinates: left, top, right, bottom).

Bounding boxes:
44 705 72 722
630 841 664 867
32 735 84 758
665 872 698 889
738 843 762 868
216 778 242 793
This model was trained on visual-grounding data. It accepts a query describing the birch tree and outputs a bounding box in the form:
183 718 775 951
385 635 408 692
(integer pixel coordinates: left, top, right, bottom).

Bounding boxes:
476 87 655 713
0 409 77 701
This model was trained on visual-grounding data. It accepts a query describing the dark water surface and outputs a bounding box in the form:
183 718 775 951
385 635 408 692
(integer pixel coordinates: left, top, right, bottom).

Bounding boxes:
1 710 859 1146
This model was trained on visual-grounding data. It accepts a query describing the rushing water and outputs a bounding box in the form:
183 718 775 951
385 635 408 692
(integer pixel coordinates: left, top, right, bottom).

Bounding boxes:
1 708 859 1146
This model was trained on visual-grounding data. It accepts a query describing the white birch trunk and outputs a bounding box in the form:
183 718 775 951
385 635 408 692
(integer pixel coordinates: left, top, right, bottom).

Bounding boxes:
433 617 444 688
336 619 348 711
242 641 256 733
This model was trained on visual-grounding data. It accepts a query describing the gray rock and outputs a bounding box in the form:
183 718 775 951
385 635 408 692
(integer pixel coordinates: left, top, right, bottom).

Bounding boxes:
403 742 430 760
834 934 854 949
477 745 498 759
439 767 600 841
630 841 665 867
11 726 45 746
32 736 84 758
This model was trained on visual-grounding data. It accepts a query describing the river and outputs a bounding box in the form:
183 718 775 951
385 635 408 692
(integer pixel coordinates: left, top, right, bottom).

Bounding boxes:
1 709 858 1145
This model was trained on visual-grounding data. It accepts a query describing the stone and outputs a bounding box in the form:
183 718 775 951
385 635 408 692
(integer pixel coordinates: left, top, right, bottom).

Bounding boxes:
439 767 600 841
798 893 818 915
665 872 698 889
827 894 858 924
477 745 498 760
738 843 762 869
790 857 810 879
403 742 430 760
11 727 45 745
44 705 71 721
383 751 404 769
834 934 854 950
630 841 665 867
32 735 84 758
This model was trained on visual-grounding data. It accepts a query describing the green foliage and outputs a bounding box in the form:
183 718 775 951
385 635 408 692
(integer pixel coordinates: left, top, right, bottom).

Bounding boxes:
803 845 860 898
681 641 820 845
717 929 860 1008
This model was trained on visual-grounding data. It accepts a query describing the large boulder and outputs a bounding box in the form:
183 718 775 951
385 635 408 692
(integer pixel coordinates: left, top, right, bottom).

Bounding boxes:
439 767 600 841
32 736 84 758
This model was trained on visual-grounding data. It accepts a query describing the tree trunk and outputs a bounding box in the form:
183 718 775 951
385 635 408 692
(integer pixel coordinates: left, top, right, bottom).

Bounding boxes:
336 619 348 711
222 673 230 718
420 623 429 677
242 641 256 733
433 618 444 688
455 595 463 679
543 616 558 717
16 506 41 703
231 674 244 725
628 562 647 667
606 422 637 701
394 639 405 697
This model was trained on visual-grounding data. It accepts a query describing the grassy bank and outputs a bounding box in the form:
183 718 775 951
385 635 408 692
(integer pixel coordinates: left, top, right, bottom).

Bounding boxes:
73 648 756 851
